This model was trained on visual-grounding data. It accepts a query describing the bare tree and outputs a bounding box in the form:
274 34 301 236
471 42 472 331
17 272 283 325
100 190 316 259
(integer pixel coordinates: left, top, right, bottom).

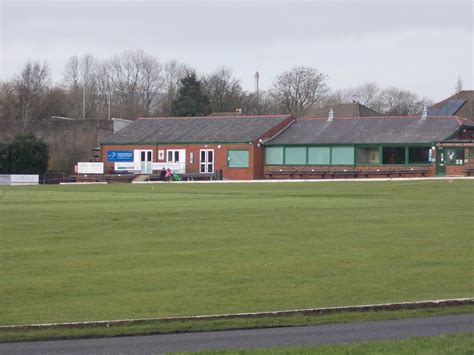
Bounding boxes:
14 61 50 125
108 50 164 118
161 60 192 115
454 77 463 94
377 87 421 116
202 67 244 113
271 66 329 117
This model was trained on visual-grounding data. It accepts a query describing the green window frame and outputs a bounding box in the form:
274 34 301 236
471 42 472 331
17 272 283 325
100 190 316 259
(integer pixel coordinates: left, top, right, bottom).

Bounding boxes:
446 148 465 165
265 147 284 165
331 147 355 165
469 148 474 158
308 147 330 165
227 149 249 168
356 147 381 165
284 147 307 165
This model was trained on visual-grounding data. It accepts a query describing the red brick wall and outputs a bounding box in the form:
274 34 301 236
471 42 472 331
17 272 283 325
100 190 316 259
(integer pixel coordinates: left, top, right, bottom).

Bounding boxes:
264 164 436 178
101 143 262 180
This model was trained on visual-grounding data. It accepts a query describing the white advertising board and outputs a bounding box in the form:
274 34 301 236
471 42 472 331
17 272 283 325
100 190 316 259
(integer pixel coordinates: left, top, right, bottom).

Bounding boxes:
114 162 139 172
0 174 39 185
77 162 104 174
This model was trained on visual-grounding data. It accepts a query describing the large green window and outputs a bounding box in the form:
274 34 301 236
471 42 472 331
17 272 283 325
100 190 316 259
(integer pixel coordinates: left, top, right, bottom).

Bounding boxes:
356 147 380 164
408 147 430 164
265 147 284 165
308 147 330 164
284 147 307 165
382 147 406 164
331 147 354 165
446 148 465 165
227 150 249 168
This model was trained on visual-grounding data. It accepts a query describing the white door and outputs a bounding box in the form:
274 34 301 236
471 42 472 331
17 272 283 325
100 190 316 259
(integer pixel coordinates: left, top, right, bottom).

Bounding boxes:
140 150 153 174
199 149 214 173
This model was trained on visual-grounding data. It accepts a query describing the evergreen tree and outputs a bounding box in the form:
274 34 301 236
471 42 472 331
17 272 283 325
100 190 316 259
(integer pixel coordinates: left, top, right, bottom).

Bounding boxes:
170 73 211 116
6 135 49 174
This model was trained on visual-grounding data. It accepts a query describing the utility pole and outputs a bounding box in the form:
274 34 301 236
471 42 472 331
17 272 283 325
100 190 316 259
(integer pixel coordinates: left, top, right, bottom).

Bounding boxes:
108 90 111 121
82 82 86 120
254 71 260 114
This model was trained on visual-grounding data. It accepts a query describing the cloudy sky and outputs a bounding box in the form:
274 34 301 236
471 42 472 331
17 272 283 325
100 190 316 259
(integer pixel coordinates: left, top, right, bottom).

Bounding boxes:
0 0 472 101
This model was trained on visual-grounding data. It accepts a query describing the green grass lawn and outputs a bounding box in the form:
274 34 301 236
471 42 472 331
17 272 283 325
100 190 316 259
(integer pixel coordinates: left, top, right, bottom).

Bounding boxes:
184 333 474 354
0 180 473 325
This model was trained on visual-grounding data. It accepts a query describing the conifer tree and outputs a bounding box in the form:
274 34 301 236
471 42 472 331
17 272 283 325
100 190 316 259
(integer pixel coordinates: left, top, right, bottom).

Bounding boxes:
170 73 211 116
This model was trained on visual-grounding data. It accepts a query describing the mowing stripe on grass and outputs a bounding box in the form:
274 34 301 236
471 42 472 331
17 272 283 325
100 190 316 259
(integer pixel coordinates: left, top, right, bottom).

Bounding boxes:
1 298 472 331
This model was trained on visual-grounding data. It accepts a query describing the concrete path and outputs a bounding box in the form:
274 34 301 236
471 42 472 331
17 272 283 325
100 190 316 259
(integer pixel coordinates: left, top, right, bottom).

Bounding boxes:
1 313 472 354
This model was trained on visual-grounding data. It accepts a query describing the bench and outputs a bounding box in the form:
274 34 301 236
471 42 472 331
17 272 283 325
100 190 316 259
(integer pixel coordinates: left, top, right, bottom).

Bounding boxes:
265 168 430 179
464 166 474 176
103 174 135 183
180 173 217 181
265 170 330 179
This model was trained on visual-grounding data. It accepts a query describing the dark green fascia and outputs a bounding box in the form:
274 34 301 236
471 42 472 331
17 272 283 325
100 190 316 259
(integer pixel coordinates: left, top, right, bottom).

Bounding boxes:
101 141 253 145
264 143 433 147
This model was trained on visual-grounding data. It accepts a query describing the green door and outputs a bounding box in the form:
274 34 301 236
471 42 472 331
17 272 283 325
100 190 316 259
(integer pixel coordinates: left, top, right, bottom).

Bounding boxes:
436 148 446 176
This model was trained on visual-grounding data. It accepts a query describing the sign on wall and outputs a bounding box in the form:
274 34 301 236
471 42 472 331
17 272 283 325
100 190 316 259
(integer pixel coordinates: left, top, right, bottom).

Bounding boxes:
114 162 138 172
77 162 104 174
107 150 133 162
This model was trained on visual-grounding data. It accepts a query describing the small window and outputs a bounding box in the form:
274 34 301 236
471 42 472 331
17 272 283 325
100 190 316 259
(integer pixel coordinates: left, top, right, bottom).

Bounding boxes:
382 147 405 164
446 149 464 165
284 147 306 165
356 147 380 164
167 151 173 162
331 147 354 165
308 147 330 165
265 147 284 165
228 150 249 168
469 148 474 158
408 147 430 164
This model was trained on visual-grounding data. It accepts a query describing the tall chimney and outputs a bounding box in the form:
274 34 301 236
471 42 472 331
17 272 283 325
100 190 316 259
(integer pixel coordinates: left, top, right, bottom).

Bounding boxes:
254 72 260 114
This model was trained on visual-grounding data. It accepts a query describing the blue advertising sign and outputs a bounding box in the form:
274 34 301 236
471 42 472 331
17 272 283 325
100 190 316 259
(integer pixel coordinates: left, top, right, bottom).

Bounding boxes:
107 150 134 162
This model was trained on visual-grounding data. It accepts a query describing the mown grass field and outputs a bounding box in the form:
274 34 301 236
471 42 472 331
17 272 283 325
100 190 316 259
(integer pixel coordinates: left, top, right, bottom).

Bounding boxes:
0 180 472 326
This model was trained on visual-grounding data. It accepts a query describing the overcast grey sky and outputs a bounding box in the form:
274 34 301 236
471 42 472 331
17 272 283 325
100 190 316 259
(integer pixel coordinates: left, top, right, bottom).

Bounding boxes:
0 0 472 101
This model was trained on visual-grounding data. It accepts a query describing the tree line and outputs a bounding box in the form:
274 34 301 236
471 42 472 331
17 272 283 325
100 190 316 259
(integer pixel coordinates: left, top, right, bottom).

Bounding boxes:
0 49 435 121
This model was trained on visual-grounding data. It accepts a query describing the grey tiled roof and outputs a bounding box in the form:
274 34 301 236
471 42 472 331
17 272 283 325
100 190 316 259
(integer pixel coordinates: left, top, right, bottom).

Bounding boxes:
266 116 471 145
102 115 292 144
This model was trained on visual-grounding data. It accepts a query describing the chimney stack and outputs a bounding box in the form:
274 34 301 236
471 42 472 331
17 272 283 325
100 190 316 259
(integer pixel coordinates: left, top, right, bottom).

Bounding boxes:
421 101 428 119
328 108 335 121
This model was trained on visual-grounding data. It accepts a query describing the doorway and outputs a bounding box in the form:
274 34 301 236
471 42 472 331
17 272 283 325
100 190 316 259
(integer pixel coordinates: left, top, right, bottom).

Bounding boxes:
200 149 214 173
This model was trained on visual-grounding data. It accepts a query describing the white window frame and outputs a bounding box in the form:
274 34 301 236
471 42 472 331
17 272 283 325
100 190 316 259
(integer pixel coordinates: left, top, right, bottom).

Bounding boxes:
200 149 214 173
167 149 181 163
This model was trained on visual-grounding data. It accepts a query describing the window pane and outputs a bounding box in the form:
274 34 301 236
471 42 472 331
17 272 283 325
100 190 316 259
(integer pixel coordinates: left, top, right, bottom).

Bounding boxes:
356 147 380 164
147 151 152 161
168 151 173 162
207 151 213 163
207 163 213 173
200 164 206 173
200 151 206 162
408 147 430 164
308 147 330 164
141 151 146 161
331 147 354 165
469 148 474 158
446 149 464 165
265 147 284 165
228 150 249 168
284 147 306 165
382 147 405 164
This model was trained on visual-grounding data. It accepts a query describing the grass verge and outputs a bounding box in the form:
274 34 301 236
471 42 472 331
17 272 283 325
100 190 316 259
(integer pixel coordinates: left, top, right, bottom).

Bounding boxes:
1 305 473 343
